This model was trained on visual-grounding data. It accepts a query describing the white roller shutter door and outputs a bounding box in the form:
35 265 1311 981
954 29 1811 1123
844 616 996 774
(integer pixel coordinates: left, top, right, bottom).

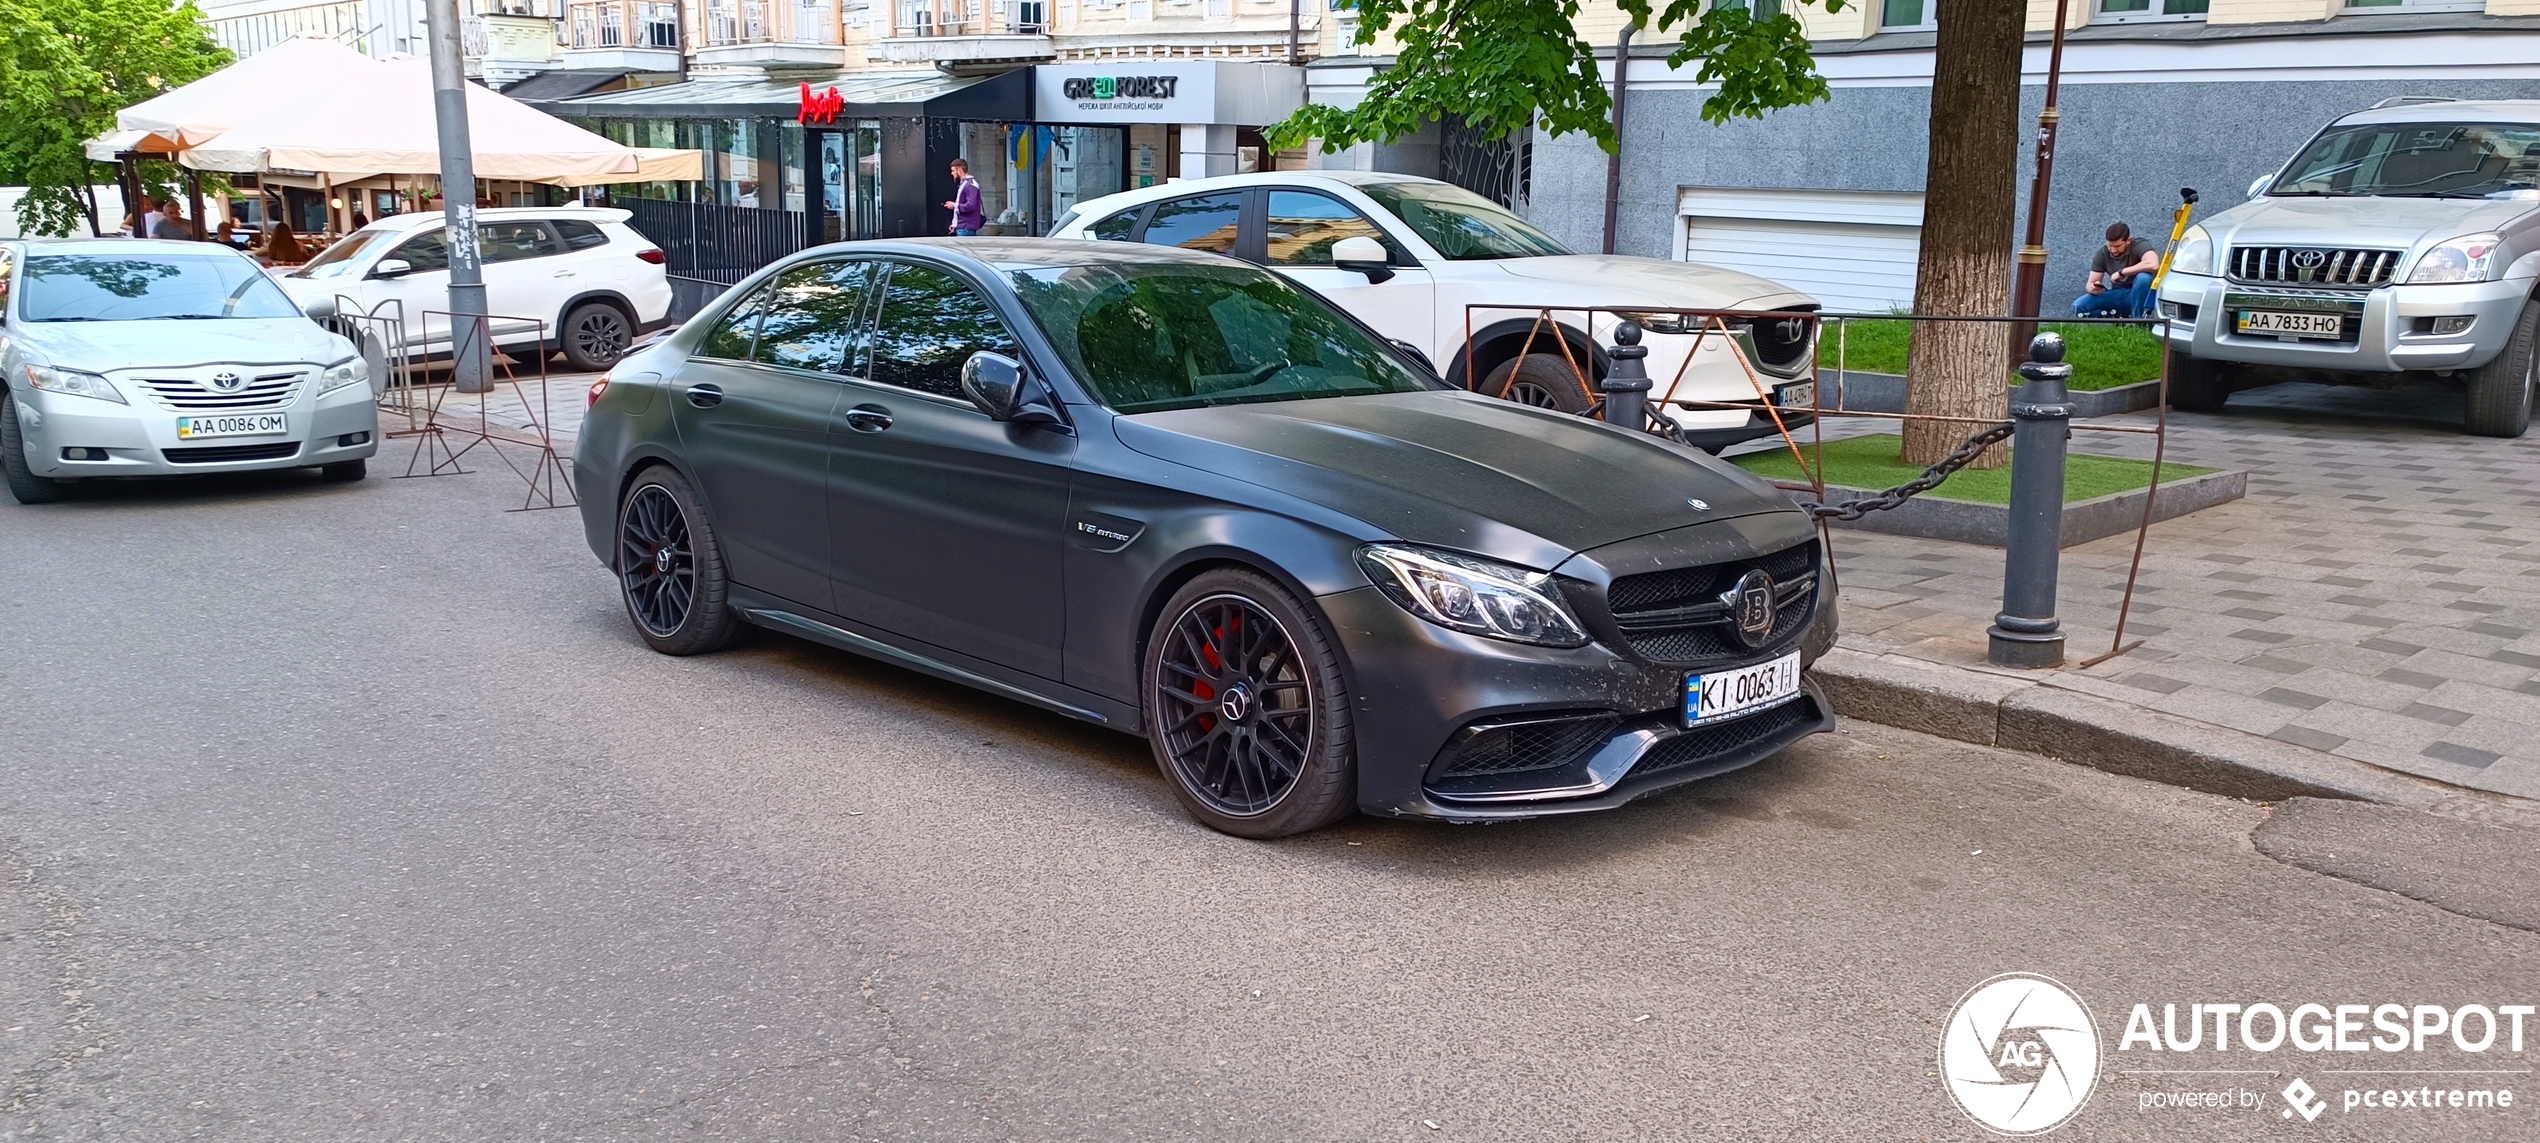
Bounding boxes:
1676 188 1924 315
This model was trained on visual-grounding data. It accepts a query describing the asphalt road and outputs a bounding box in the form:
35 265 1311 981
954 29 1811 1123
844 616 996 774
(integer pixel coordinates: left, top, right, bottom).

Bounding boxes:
1 460 2533 1142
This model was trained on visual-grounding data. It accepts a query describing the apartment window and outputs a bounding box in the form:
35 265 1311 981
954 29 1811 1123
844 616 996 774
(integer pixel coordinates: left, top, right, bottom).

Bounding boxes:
1879 0 1933 29
2096 0 2204 20
1712 0 1783 17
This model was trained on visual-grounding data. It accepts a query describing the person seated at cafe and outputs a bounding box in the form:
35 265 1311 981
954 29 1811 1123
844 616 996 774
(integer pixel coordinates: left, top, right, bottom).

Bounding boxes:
2074 221 2160 319
251 220 308 266
214 217 242 247
148 200 195 241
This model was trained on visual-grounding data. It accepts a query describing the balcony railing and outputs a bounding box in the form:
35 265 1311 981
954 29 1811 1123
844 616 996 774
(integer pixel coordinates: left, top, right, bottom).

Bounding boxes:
569 0 681 48
888 0 1045 36
702 0 842 45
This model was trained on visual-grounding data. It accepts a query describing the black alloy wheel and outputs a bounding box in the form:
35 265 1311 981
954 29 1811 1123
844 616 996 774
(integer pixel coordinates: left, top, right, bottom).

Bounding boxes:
616 468 738 654
1485 353 1596 415
562 302 634 373
1143 569 1356 838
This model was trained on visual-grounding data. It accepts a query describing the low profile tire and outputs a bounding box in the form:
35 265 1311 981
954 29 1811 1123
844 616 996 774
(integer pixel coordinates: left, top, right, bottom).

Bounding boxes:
2166 347 2231 413
2464 299 2536 439
560 301 635 373
1141 568 1356 839
1 392 65 505
1483 353 1597 415
321 459 367 482
617 467 739 656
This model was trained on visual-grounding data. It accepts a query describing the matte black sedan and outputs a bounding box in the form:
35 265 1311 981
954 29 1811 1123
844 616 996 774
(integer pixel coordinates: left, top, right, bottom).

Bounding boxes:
575 239 1836 838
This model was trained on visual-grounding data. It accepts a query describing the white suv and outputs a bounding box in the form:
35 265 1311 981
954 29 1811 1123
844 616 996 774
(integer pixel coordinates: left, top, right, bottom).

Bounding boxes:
1050 172 1821 451
275 206 672 373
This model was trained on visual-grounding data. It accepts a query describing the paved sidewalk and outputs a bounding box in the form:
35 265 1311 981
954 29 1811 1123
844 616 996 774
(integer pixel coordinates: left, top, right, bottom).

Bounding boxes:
380 370 595 446
1758 382 2540 802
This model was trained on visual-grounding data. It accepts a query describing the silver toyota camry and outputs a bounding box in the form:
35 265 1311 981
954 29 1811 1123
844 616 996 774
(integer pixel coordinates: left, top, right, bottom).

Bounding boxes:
1 238 379 504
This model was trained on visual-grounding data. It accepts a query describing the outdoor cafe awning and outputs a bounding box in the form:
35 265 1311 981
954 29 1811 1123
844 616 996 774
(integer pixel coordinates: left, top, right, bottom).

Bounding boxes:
114 35 385 150
181 58 654 182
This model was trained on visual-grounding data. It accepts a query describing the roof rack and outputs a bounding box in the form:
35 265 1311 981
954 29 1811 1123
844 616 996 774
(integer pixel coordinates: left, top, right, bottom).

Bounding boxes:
2370 95 2458 109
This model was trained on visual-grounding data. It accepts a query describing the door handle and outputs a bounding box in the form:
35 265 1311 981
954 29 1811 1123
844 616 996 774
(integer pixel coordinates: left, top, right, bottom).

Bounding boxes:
843 404 893 432
684 383 723 408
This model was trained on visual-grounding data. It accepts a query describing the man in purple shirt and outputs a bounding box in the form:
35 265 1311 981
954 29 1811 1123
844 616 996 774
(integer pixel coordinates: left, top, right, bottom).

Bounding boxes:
943 158 983 237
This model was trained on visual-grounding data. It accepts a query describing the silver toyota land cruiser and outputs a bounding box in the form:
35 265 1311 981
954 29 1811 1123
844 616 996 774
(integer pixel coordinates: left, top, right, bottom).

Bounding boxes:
2155 97 2539 438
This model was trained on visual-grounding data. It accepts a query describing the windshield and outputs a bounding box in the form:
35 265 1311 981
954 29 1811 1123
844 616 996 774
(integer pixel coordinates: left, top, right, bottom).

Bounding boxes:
291 229 390 279
1357 180 1571 259
2272 121 2540 199
1009 261 1437 415
19 253 303 322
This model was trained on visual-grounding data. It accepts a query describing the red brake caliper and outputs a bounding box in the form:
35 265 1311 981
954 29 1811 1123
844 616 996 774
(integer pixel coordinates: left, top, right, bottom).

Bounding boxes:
1191 614 1234 733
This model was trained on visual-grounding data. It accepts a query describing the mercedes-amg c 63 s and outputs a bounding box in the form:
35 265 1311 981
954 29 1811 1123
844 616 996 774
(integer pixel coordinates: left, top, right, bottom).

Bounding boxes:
575 239 1836 838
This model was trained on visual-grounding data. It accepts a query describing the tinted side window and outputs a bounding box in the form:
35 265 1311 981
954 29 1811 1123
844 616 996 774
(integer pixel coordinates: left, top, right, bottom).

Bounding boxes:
1264 191 1389 266
553 219 609 250
1138 193 1241 254
391 232 449 273
868 263 1019 400
699 284 772 361
1090 207 1143 241
481 221 561 263
753 259 876 375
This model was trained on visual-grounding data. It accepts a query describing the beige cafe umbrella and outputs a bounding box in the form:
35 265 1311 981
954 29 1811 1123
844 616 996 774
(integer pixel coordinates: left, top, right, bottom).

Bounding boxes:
534 148 703 188
113 35 386 150
181 58 644 182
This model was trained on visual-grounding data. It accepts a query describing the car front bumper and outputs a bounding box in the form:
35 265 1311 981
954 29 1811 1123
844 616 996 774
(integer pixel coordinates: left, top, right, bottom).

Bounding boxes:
11 381 380 479
1320 582 1837 823
2155 273 2534 373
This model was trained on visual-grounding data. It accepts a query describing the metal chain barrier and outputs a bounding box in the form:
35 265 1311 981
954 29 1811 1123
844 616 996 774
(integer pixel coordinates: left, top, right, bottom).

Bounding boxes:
1789 420 2015 521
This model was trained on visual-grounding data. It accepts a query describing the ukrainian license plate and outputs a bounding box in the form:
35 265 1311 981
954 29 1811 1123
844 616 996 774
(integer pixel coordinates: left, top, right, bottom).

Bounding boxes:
2236 310 2344 339
1685 650 1803 727
175 413 287 440
1774 380 1816 408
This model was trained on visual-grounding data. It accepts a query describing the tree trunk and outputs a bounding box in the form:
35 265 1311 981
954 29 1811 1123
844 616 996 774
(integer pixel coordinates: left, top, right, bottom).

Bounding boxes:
79 175 102 237
1899 0 2027 467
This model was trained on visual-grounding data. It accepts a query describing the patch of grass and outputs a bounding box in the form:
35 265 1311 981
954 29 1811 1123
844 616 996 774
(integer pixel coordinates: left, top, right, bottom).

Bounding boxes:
1731 433 2213 506
1815 320 2166 392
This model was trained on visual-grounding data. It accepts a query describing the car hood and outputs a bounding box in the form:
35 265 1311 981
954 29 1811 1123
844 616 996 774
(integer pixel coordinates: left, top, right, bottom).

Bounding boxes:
1112 391 1798 570
1479 255 1817 311
2211 195 2536 254
19 317 346 370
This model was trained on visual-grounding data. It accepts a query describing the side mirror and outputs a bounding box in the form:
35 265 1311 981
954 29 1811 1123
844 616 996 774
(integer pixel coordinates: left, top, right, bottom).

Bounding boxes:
2246 174 2273 200
1387 339 1438 377
960 351 1065 428
371 258 413 279
1331 235 1395 284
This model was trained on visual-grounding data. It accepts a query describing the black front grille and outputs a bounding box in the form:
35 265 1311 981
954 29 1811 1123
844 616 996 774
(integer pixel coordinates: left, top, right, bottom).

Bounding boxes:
1434 714 1619 778
2227 246 2399 288
1735 309 1818 371
162 442 301 464
1627 699 1815 780
1603 540 1819 666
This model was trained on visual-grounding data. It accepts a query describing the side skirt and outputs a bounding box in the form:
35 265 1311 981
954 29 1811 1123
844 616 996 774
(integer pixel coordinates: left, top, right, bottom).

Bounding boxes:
734 598 1136 731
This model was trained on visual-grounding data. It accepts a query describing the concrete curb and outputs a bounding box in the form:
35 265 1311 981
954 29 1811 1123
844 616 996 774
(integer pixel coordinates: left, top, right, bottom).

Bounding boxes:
1811 647 2540 822
1800 468 2247 548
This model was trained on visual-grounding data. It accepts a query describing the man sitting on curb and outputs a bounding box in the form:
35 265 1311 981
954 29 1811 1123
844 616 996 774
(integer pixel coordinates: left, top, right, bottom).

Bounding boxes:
2074 221 2161 319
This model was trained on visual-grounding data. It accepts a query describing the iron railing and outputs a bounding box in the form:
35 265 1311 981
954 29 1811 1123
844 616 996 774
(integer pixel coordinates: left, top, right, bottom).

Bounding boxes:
569 0 680 47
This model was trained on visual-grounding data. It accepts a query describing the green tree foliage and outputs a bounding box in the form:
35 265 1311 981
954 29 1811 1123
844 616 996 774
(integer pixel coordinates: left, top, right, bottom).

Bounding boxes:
0 0 230 235
1271 0 1844 151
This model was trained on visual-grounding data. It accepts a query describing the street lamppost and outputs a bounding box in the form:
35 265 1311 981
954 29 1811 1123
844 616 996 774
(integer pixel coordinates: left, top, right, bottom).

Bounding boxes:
2005 0 2072 361
424 0 493 394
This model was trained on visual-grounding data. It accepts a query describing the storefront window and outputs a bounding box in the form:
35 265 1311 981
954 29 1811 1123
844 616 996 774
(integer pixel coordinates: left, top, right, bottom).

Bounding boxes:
952 122 1123 237
719 118 759 207
814 120 882 242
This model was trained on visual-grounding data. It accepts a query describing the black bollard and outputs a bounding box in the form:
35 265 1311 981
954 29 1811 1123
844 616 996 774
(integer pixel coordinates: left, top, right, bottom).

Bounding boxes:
1988 333 2074 668
1603 320 1651 431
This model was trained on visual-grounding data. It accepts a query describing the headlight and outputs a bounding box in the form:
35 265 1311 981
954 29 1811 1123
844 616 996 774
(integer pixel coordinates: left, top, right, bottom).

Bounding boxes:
2170 226 2213 277
1357 543 1589 648
23 363 128 405
1613 310 1701 335
317 357 370 395
2407 233 2504 284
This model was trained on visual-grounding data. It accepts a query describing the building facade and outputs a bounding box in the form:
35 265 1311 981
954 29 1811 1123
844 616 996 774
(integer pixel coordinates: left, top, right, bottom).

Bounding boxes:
1313 0 2540 314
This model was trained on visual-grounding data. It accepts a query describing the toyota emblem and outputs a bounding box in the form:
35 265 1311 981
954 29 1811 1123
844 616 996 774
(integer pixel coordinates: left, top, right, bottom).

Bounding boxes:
2290 250 2328 270
209 370 244 392
1721 569 1777 646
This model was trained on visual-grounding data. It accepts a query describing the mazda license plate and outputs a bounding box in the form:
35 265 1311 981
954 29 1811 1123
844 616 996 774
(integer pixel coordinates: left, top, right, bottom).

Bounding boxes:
1774 381 1816 409
2236 310 2344 339
1685 651 1803 727
175 413 287 440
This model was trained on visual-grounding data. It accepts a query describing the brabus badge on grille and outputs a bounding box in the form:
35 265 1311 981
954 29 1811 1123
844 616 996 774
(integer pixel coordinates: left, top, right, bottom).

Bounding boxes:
1721 569 1776 646
209 370 244 392
1687 498 1710 511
